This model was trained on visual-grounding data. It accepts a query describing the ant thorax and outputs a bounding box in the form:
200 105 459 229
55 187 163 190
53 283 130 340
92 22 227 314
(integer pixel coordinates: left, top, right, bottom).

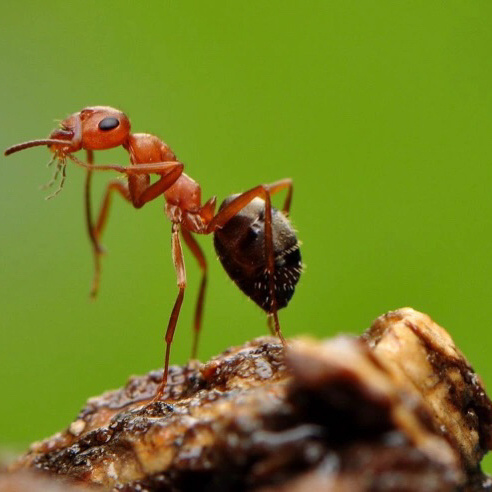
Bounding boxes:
164 173 201 211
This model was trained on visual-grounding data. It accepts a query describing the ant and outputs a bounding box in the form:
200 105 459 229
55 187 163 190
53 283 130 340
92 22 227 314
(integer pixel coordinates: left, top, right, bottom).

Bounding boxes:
4 106 302 399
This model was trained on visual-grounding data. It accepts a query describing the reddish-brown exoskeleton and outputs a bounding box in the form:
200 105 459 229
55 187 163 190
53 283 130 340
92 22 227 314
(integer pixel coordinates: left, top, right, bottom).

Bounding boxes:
4 106 302 399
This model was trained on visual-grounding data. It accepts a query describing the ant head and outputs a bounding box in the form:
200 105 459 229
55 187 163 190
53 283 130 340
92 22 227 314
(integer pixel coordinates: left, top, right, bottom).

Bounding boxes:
54 106 131 152
4 106 131 157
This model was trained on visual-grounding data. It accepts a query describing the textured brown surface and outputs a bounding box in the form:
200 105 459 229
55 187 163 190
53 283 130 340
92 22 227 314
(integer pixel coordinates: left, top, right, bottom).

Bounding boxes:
0 472 92 492
5 308 492 491
363 308 492 470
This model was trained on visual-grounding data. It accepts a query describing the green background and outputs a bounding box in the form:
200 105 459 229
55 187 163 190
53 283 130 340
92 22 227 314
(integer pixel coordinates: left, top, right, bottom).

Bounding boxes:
2 0 492 471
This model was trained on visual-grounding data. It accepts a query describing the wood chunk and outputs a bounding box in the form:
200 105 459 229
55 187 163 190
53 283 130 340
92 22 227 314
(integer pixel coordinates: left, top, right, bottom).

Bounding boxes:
4 309 492 491
0 472 93 492
362 308 492 470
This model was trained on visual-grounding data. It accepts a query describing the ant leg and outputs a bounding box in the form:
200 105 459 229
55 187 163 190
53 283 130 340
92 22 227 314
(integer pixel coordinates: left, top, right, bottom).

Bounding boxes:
84 150 100 298
181 228 207 360
68 154 183 178
82 148 132 298
93 181 131 237
132 164 184 207
93 168 183 248
206 179 293 230
70 152 183 297
155 223 186 401
69 152 184 206
267 314 276 336
266 178 293 215
89 180 132 298
90 172 182 299
206 183 288 346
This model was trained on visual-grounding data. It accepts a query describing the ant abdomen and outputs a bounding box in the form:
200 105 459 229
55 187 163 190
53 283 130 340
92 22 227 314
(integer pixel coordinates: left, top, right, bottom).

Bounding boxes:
214 195 302 313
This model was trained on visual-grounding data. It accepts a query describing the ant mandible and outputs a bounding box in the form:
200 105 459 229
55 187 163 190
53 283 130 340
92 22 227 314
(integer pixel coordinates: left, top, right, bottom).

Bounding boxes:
4 106 302 399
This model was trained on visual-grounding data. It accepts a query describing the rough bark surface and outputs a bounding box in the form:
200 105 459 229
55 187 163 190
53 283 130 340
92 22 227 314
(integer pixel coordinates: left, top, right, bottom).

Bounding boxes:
3 308 492 491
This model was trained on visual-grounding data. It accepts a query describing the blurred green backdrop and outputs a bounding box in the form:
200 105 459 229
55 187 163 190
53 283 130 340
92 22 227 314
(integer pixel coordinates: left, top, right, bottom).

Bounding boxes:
1 0 492 471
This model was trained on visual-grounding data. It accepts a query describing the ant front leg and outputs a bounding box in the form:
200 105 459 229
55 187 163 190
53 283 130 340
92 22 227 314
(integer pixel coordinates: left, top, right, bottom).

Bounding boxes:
155 223 187 401
181 228 208 360
207 179 293 345
68 154 184 179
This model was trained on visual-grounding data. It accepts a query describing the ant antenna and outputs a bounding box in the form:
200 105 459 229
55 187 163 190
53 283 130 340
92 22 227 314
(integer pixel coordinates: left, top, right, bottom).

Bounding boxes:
4 139 72 156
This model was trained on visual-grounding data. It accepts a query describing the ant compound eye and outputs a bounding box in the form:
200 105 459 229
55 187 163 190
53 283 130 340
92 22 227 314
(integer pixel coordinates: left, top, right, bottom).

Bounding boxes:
98 117 120 131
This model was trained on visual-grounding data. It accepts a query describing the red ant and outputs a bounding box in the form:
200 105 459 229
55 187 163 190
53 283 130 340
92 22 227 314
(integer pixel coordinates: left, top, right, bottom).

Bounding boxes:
4 106 302 399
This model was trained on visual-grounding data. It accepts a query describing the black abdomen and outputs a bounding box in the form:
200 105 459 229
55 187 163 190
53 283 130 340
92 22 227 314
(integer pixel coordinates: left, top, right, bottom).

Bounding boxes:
214 196 302 313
